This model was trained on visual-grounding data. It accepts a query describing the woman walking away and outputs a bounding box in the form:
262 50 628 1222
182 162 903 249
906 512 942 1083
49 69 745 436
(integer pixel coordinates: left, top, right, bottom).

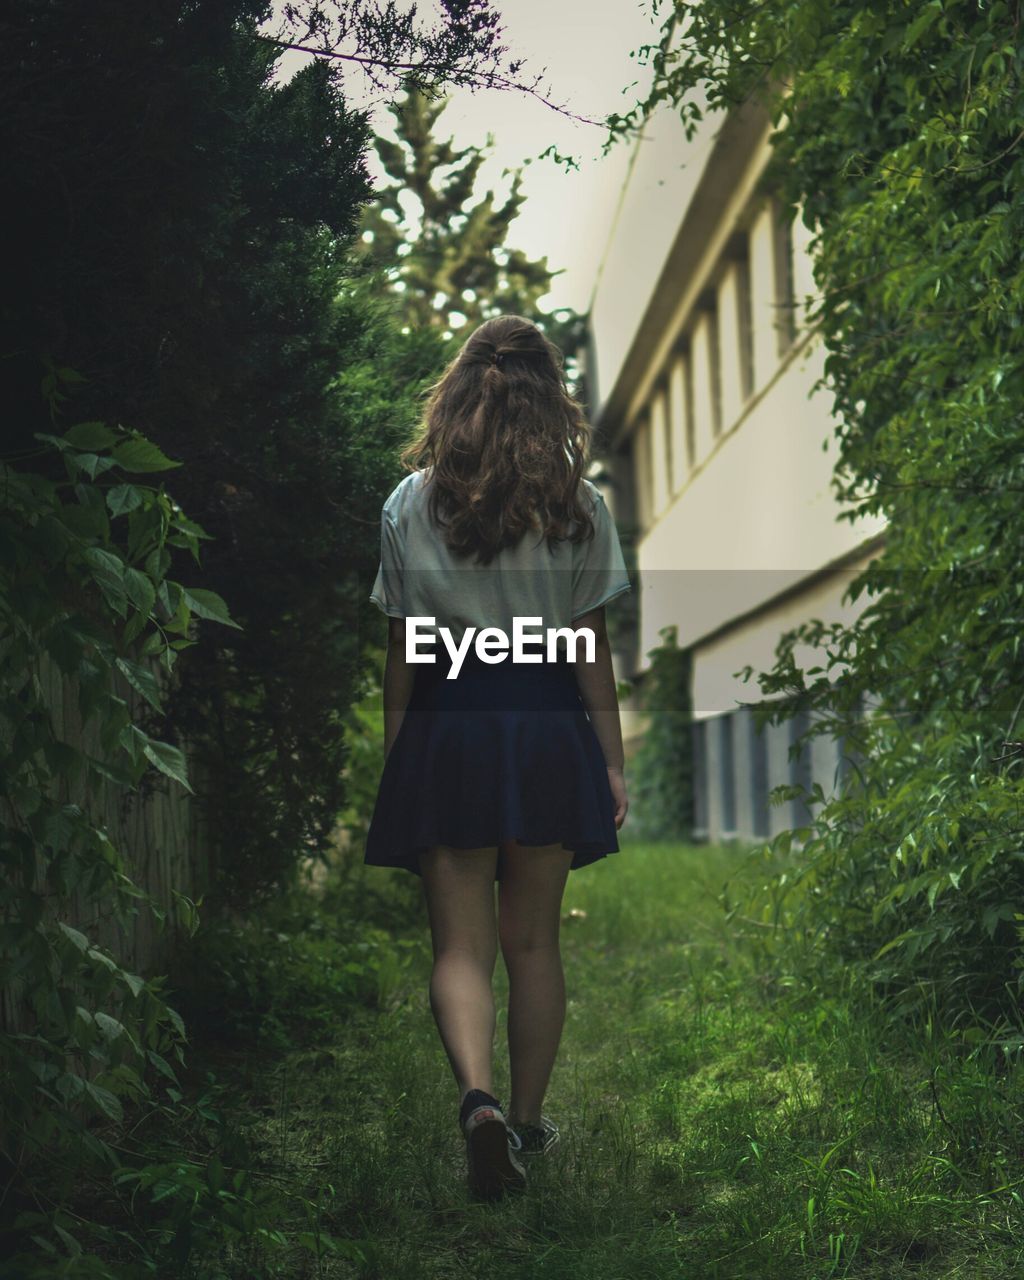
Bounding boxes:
365 314 632 1202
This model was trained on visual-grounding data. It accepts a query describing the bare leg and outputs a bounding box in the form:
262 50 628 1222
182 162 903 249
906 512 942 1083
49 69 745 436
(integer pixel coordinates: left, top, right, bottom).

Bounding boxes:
420 844 499 1105
498 839 574 1128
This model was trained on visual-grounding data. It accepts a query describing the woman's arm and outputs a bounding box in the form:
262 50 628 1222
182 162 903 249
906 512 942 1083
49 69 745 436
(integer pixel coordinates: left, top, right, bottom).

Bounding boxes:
383 615 416 758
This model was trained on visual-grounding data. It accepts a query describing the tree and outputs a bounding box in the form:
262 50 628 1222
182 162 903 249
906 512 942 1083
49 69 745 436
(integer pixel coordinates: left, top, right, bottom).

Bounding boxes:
0 0 456 907
358 83 589 386
263 0 606 125
607 1 1024 1024
360 81 555 332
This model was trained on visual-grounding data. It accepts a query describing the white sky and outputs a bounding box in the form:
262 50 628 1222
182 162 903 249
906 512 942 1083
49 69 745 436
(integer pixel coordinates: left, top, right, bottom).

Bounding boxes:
268 1 663 315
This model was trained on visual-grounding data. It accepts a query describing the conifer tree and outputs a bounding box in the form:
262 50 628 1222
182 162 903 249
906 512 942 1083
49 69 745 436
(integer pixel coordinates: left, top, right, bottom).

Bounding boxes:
360 83 583 366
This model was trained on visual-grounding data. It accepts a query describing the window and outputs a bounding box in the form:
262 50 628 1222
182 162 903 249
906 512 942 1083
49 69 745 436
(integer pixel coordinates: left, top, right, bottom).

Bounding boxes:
684 346 696 468
772 201 797 356
720 712 737 834
692 719 708 839
708 304 722 436
789 704 814 826
649 386 670 517
736 247 755 399
667 355 687 494
633 413 653 531
749 708 770 838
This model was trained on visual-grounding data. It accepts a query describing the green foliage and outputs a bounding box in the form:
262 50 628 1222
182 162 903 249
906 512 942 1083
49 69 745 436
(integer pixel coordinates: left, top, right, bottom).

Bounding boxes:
5 1061 372 1278
3 859 421 1276
172 877 420 1051
0 2 587 1271
358 82 591 387
613 0 1024 1023
627 626 695 841
361 83 559 334
117 840 1023 1279
336 646 389 853
1 0 457 913
332 646 435 931
0 371 238 1269
264 0 520 99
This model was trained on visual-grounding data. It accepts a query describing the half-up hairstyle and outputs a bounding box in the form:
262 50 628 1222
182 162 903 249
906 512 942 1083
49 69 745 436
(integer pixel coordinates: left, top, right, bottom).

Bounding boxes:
398 314 598 565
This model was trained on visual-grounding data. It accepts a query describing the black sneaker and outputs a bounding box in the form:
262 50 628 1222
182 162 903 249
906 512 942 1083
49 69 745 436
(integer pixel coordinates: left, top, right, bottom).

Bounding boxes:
511 1115 560 1157
459 1090 527 1201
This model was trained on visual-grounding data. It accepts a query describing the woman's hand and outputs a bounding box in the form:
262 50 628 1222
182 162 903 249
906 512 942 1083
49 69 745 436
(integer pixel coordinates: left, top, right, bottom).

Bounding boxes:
606 765 628 830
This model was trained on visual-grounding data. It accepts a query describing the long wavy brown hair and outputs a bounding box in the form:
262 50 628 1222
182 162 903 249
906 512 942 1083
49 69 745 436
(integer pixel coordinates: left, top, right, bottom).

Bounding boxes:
398 315 598 565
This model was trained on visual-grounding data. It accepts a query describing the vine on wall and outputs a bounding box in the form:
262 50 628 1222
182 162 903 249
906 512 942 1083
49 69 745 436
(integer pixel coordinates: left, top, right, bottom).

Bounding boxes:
627 626 696 843
1 366 239 1265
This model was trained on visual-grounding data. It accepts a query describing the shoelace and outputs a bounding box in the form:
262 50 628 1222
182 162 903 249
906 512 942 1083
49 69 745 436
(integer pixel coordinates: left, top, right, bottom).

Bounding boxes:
515 1118 559 1151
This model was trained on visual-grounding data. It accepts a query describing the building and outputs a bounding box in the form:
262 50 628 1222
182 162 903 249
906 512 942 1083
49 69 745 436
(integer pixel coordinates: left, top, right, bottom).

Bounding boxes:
586 86 887 845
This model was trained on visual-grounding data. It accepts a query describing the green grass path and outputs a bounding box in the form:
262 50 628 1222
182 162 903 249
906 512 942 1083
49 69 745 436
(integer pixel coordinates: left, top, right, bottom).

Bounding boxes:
205 841 1022 1279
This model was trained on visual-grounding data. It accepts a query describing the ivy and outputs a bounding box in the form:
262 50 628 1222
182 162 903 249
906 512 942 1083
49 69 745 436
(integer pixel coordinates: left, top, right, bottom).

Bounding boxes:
627 626 696 842
0 365 239 1267
610 0 1024 1025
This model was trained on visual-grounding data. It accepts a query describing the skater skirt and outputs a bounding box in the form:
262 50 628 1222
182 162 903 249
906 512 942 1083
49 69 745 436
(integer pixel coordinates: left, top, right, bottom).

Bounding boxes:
363 648 620 882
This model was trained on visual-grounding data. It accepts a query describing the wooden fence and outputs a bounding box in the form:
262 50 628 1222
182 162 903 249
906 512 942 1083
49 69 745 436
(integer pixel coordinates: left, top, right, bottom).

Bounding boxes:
1 649 209 1031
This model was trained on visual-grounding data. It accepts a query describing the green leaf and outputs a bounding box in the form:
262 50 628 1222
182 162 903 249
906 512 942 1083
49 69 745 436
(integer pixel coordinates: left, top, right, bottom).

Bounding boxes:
51 1220 83 1259
165 1005 186 1039
147 1050 179 1083
118 722 147 765
58 922 90 953
141 737 193 794
82 547 127 597
33 432 73 452
174 513 213 542
122 609 148 646
64 421 117 450
123 568 156 617
163 590 191 637
139 630 167 657
111 436 181 473
84 1080 124 1123
181 587 243 630
121 971 145 998
107 484 143 517
94 1011 127 1041
67 452 118 480
904 1 942 47
87 947 118 973
86 753 137 787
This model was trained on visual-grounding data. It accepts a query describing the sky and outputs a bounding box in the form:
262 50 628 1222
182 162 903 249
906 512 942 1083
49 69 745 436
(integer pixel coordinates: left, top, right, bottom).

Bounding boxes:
267 0 664 316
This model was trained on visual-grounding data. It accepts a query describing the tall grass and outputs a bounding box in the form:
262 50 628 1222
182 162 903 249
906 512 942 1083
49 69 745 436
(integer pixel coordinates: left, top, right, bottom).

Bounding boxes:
44 839 1024 1277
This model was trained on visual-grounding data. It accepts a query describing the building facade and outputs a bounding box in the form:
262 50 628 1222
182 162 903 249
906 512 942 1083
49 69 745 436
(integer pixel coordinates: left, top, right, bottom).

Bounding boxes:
586 89 887 845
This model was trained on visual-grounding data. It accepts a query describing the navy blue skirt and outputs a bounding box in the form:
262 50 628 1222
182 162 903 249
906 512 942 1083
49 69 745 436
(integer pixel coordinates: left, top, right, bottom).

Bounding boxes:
363 648 620 882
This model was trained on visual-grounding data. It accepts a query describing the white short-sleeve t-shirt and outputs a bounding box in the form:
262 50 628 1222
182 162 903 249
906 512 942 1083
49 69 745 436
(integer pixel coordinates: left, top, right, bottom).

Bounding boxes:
369 470 632 650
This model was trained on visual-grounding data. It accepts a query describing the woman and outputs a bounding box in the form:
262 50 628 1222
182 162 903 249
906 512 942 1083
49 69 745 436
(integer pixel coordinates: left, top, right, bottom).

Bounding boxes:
365 314 632 1202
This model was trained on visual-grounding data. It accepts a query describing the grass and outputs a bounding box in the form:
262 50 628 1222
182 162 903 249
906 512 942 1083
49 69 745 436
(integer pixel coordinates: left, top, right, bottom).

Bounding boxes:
126 840 1024 1277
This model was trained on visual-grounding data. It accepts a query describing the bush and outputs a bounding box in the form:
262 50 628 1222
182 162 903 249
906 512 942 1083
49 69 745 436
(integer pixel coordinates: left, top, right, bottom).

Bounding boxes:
172 876 423 1051
627 626 696 842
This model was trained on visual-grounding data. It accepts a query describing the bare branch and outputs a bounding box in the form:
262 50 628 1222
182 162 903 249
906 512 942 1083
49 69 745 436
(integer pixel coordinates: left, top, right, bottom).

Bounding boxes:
259 35 606 127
